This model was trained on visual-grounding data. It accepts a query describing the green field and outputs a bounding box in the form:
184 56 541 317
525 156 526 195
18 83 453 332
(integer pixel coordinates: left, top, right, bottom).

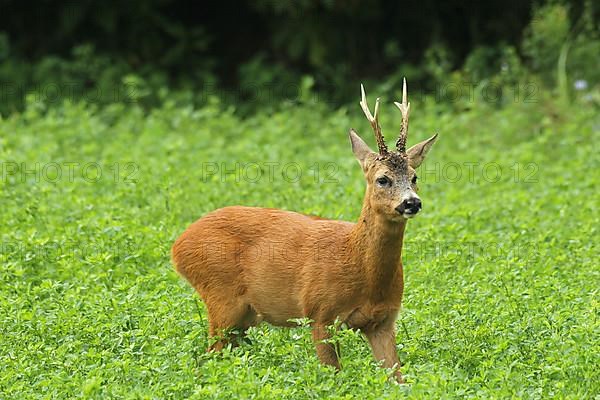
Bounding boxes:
1 92 598 399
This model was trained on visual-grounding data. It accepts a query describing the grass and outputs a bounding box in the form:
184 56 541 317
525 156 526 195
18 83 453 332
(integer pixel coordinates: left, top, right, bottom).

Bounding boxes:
0 91 598 399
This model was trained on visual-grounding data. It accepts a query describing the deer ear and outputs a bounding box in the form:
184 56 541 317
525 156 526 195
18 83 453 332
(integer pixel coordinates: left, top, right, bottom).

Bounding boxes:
407 133 438 169
349 129 375 170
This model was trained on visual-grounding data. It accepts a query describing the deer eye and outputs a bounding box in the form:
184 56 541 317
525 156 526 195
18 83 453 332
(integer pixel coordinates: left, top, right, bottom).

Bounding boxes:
376 176 391 187
412 175 418 184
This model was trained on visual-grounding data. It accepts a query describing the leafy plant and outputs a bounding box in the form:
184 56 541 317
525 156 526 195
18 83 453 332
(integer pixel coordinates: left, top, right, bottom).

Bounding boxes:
1 81 598 398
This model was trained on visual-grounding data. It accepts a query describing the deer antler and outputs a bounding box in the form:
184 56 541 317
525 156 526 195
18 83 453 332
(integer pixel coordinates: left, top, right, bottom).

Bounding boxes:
359 84 388 154
393 78 411 154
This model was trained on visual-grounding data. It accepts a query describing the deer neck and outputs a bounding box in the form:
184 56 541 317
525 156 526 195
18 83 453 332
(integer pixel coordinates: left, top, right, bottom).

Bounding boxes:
350 197 406 295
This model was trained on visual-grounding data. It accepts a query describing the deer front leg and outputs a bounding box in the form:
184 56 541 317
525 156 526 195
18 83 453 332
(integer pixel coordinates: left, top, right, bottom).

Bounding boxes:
364 321 404 383
311 323 341 370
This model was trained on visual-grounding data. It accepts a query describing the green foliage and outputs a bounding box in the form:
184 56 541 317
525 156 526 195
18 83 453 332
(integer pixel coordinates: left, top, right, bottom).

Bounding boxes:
566 0 600 96
523 2 600 98
423 44 455 85
1 85 598 398
0 2 597 397
0 44 160 115
523 3 571 85
6 0 595 114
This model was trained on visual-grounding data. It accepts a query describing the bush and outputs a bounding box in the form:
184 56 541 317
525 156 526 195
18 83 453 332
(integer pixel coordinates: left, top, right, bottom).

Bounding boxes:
522 1 600 100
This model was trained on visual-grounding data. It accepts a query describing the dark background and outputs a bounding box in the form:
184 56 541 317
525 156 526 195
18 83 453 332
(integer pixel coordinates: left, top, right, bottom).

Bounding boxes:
0 0 598 113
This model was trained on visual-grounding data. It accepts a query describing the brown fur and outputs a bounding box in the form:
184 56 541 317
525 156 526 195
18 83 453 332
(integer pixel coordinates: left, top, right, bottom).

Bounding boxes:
172 101 437 383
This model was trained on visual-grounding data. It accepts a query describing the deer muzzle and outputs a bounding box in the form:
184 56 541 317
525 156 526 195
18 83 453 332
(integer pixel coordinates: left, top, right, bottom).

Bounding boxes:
395 197 422 218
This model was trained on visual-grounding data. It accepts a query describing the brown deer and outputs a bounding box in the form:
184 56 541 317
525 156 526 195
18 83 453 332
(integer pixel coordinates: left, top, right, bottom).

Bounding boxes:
172 79 437 383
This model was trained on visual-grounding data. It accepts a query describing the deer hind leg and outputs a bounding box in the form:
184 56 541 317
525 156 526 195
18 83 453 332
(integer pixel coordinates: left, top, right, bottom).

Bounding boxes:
205 300 257 352
364 319 404 383
311 323 341 370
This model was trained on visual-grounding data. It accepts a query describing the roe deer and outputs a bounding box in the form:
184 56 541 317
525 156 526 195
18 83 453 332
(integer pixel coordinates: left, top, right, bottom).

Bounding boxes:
172 79 437 383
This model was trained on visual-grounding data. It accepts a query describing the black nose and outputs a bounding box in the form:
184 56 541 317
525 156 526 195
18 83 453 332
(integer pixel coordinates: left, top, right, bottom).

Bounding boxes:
395 197 422 214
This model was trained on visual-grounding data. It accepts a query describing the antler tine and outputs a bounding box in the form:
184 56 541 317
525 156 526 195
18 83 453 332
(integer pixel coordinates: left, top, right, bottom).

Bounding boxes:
393 77 411 153
359 84 388 154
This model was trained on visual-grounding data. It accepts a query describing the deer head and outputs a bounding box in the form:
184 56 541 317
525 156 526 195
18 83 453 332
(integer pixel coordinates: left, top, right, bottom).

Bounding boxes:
350 79 438 222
